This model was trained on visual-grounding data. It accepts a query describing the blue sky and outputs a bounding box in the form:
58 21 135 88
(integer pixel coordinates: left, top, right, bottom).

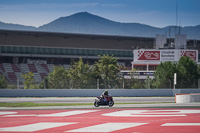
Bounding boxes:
0 0 199 28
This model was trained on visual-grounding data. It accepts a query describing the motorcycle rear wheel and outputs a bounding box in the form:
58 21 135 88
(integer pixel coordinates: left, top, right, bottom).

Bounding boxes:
108 101 114 107
94 101 99 107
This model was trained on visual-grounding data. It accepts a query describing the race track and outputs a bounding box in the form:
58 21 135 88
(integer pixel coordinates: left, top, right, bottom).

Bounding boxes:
0 108 200 133
0 97 175 103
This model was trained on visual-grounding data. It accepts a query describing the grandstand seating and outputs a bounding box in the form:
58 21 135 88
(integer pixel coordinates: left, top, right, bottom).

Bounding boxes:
40 64 50 72
19 64 30 73
47 64 54 72
40 73 48 80
0 63 5 72
3 63 13 72
28 64 38 73
0 63 64 84
36 64 46 73
11 64 21 72
15 72 24 82
33 73 42 82
0 63 129 84
7 72 17 83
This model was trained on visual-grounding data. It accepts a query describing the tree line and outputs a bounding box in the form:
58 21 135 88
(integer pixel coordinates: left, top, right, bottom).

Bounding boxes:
0 55 121 89
153 56 200 88
0 55 200 89
39 55 120 89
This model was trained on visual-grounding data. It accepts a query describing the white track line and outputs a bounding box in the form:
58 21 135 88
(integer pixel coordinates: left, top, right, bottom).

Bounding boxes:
0 111 17 116
4 110 99 117
0 122 76 132
162 123 200 126
66 123 147 132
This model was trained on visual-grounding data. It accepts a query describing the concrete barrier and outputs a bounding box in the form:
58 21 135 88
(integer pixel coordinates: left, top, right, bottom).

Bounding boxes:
0 89 200 97
176 93 200 103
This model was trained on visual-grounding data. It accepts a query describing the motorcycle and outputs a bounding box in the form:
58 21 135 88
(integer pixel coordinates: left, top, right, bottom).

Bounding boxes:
94 95 114 107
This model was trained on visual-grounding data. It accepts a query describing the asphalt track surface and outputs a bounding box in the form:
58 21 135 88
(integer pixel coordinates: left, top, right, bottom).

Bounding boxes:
0 108 200 133
1 97 200 110
0 97 200 133
0 97 174 103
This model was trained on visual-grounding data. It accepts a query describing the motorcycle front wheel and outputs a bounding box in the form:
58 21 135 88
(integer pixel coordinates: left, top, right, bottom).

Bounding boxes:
108 101 114 107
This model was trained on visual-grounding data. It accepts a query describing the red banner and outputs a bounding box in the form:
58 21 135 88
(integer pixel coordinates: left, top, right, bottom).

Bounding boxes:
138 51 160 60
180 50 196 61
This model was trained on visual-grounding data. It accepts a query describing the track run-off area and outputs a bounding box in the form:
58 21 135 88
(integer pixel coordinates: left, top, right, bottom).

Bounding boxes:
0 108 200 133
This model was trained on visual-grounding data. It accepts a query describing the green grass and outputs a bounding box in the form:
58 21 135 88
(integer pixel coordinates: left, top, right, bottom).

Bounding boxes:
0 102 93 107
116 102 175 104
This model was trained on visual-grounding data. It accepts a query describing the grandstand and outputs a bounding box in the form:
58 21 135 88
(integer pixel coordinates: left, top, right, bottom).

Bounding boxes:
0 29 199 84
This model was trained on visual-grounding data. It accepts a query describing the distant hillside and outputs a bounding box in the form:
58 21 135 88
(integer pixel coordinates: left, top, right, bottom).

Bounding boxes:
0 12 200 39
0 21 36 31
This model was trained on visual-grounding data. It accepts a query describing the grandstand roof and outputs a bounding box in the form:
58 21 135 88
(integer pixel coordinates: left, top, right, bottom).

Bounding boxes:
0 29 154 50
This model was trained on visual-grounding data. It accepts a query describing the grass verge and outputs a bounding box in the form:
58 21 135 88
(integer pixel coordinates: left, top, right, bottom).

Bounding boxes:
0 102 93 107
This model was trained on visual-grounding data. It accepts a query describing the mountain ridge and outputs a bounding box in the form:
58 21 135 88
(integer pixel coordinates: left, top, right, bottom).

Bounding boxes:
0 12 199 39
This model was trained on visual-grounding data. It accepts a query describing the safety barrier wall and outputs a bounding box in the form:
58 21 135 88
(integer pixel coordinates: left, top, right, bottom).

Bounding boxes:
0 89 200 97
176 93 200 103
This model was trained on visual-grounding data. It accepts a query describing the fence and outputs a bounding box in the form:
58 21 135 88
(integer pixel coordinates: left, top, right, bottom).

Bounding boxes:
0 89 200 97
5 78 200 89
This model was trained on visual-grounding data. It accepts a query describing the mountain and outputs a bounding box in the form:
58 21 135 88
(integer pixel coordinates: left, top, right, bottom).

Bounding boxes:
0 12 200 39
38 12 162 37
0 21 36 31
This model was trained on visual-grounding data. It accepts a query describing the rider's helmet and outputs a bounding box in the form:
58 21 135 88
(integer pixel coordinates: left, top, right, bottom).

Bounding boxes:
105 90 108 95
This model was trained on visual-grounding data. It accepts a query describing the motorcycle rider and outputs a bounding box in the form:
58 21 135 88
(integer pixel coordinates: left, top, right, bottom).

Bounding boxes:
94 89 114 107
101 90 109 102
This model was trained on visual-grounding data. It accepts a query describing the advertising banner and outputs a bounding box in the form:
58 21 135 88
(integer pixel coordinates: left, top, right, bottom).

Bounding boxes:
135 50 160 61
160 50 178 61
134 49 198 62
180 50 197 61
